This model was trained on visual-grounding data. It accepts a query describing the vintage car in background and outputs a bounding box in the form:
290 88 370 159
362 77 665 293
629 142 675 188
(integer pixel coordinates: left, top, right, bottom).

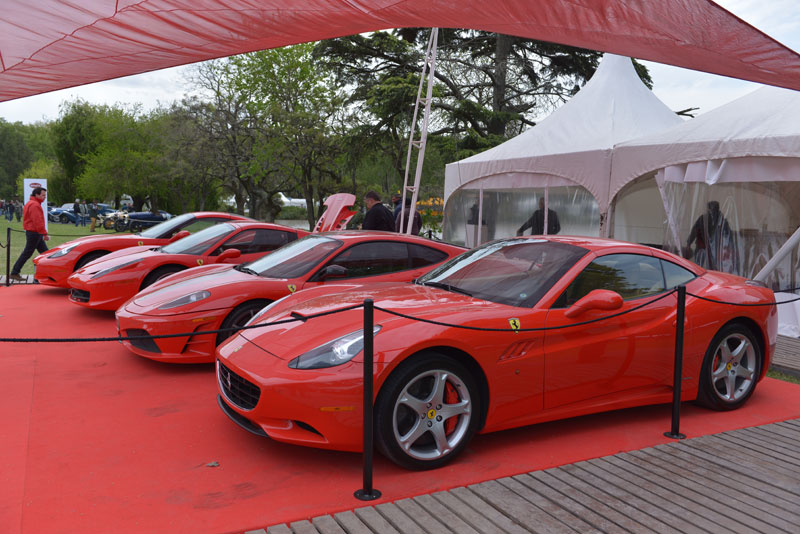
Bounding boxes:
67 221 309 310
116 231 466 363
33 212 253 287
113 209 173 232
215 236 776 470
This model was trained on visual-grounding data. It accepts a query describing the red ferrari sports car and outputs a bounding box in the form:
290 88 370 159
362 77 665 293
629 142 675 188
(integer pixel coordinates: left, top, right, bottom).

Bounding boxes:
33 211 252 287
215 236 777 470
67 222 308 310
116 232 466 363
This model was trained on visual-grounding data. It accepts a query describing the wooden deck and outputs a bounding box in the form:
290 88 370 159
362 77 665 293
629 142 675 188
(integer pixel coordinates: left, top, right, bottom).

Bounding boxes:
259 419 800 534
774 335 800 376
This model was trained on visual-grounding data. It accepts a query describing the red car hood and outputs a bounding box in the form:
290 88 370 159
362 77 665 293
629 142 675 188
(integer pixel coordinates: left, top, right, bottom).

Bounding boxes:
239 282 493 360
38 233 158 259
75 246 162 274
130 264 257 309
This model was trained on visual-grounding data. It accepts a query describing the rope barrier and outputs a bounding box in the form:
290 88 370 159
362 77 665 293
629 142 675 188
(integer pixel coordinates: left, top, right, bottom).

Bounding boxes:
8 227 113 238
687 291 800 306
0 303 364 343
4 281 800 343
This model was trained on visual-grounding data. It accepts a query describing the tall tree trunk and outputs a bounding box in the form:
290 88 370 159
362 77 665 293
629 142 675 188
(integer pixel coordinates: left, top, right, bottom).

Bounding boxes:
489 34 513 137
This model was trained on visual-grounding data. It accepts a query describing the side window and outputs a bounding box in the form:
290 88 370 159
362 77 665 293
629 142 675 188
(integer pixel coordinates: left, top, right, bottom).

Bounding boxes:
213 229 258 255
327 242 410 278
554 253 666 307
408 243 448 268
214 229 294 255
179 218 226 234
661 259 696 288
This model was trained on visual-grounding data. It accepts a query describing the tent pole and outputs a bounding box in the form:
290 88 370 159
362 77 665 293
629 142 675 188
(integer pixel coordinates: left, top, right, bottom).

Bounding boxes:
754 225 800 283
655 172 683 254
400 28 438 234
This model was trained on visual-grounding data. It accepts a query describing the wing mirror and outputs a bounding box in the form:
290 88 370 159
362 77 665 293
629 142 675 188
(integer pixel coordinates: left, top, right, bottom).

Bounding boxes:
216 248 242 263
168 230 190 243
564 289 623 318
319 264 348 280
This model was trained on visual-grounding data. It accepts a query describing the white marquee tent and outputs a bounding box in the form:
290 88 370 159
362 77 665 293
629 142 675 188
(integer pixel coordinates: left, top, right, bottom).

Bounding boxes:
611 86 800 334
443 54 682 246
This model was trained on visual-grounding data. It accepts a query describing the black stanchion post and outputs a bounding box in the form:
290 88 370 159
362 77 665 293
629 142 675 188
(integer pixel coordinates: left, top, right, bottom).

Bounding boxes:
355 298 381 501
5 227 11 287
665 285 687 440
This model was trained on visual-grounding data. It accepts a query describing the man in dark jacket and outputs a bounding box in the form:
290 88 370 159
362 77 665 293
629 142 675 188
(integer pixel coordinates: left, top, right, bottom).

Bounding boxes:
516 197 560 236
361 191 396 231
10 187 49 282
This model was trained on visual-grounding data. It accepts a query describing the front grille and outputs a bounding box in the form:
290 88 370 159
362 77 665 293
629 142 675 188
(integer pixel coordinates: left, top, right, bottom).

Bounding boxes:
70 289 90 302
218 361 261 410
125 329 161 353
217 395 267 437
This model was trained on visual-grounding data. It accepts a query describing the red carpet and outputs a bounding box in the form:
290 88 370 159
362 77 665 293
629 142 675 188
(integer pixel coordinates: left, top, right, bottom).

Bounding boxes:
2 285 800 533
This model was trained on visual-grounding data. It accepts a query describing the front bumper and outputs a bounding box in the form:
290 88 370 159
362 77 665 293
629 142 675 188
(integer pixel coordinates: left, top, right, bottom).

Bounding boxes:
216 343 365 452
116 305 226 363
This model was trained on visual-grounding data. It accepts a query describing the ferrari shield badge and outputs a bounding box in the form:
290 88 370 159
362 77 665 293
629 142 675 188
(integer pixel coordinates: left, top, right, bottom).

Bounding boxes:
508 318 521 333
288 284 297 293
138 241 143 246
197 259 204 266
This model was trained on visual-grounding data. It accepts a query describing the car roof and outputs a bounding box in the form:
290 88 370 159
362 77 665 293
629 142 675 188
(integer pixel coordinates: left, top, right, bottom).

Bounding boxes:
313 230 466 248
226 221 305 231
190 211 254 220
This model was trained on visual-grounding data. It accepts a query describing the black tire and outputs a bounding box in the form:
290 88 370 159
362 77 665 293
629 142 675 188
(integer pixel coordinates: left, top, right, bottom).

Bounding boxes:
74 250 109 271
59 214 69 224
130 221 143 233
216 300 272 346
103 218 115 230
696 323 762 411
375 352 481 470
140 265 185 290
114 219 129 232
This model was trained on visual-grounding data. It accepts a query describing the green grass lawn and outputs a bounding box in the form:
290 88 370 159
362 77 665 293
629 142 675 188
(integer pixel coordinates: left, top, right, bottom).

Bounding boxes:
768 368 800 385
1 218 117 275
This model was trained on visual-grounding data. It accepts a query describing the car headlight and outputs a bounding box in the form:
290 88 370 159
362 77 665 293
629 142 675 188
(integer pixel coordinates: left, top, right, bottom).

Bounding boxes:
288 326 382 370
91 259 143 279
49 243 79 258
157 290 211 310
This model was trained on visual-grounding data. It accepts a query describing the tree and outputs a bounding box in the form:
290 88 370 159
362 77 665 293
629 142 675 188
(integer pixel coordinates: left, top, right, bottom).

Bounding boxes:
231 44 347 227
51 100 107 203
0 119 33 198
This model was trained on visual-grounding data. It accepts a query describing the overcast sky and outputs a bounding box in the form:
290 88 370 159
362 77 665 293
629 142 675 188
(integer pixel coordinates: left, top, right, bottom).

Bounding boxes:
0 0 797 125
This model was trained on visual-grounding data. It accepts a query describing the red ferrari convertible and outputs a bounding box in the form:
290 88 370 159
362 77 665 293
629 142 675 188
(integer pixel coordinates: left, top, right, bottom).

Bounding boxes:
67 222 308 310
215 236 777 470
33 211 252 287
116 232 466 363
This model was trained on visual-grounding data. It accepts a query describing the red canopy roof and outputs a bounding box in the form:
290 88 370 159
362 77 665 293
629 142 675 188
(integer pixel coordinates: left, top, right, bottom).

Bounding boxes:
2 0 799 102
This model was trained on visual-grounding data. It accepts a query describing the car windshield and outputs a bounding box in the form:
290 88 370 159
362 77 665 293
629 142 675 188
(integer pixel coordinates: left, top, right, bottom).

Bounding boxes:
417 238 588 307
139 212 195 239
245 235 343 278
160 223 234 255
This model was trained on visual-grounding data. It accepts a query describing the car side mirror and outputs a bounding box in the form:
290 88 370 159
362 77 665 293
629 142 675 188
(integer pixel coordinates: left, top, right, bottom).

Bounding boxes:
168 230 190 243
564 289 623 318
216 248 242 262
319 264 348 280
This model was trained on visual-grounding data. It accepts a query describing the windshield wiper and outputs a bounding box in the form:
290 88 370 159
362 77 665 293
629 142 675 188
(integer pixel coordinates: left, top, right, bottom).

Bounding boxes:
421 281 473 297
235 264 259 276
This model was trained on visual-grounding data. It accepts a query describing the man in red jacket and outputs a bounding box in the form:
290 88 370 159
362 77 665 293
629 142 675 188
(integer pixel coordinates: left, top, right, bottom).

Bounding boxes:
10 187 49 282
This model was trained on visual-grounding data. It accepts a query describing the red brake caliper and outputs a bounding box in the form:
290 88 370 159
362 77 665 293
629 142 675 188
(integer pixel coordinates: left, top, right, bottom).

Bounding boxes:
444 381 458 435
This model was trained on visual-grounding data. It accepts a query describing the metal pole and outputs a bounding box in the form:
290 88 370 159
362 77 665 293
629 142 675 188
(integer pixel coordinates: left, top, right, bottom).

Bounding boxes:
355 299 381 501
5 227 10 286
665 285 687 439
